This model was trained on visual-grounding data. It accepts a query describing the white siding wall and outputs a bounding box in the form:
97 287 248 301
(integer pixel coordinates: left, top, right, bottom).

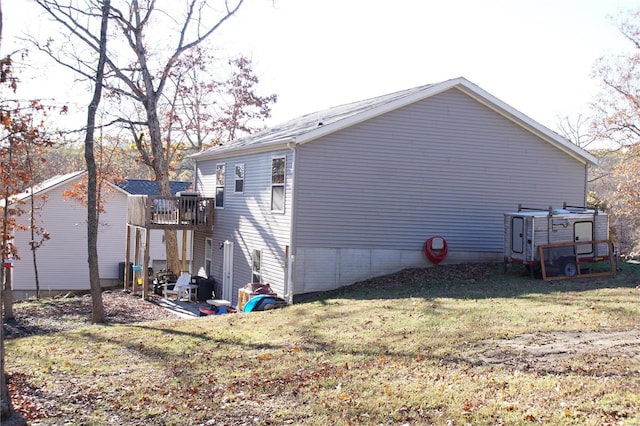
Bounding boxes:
291 89 588 293
195 149 292 305
12 184 129 295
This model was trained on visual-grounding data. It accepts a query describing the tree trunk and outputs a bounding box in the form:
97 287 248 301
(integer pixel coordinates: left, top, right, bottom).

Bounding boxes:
2 182 14 322
29 178 41 300
30 227 41 300
145 87 181 275
1 268 13 323
1 0 28 421
85 0 110 324
1 267 24 424
164 230 180 274
31 0 246 282
1 268 9 418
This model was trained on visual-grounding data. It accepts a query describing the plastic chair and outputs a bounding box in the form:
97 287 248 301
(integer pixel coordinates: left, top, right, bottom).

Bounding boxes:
162 273 195 301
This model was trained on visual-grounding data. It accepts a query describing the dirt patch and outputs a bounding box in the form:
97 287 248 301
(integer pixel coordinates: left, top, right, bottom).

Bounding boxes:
295 263 501 302
472 329 640 376
351 262 500 288
3 290 177 339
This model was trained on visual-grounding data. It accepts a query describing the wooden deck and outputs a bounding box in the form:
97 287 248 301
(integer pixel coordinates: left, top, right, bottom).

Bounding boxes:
127 194 214 231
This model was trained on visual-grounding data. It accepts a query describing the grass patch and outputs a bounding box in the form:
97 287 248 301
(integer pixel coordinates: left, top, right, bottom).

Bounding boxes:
6 262 640 425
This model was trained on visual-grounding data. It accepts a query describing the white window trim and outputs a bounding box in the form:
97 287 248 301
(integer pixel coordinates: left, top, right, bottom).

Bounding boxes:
215 163 225 209
251 249 262 283
271 156 286 213
205 238 213 276
234 163 245 194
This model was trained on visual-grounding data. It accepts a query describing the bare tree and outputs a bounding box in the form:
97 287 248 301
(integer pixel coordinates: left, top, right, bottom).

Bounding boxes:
217 56 278 143
590 8 640 255
167 52 278 177
1 71 53 426
26 158 50 300
32 0 245 275
82 0 111 323
556 113 598 150
1 0 27 418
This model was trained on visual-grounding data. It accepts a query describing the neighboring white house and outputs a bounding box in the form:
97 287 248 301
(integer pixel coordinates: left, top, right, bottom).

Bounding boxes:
7 172 192 299
189 77 598 305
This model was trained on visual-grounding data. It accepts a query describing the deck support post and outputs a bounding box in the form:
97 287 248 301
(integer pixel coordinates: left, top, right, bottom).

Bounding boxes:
133 228 141 294
181 230 188 274
124 225 132 291
143 228 150 300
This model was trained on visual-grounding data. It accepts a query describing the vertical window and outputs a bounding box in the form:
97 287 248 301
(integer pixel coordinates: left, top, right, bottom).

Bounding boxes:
205 238 213 276
215 163 225 208
511 217 524 254
252 249 262 283
574 221 594 255
235 164 245 193
271 157 285 212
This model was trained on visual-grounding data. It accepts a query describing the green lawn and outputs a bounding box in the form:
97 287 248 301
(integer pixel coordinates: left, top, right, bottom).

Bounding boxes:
6 262 640 425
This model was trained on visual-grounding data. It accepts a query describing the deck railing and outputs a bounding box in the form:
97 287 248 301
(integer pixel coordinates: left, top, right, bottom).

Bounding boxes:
127 194 214 230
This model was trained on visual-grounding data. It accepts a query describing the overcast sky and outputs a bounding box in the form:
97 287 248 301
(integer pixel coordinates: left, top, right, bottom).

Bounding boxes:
4 0 640 132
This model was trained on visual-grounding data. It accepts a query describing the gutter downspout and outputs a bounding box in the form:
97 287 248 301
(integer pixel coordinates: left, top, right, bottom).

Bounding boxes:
192 159 199 278
193 159 198 193
285 141 298 304
583 163 589 206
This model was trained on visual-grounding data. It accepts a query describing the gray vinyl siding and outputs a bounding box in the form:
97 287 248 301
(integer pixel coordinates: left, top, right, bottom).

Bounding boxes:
194 87 591 297
293 89 587 254
195 150 292 304
192 231 210 277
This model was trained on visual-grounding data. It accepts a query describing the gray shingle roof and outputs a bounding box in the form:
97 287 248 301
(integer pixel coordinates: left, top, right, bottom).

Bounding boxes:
192 77 598 165
2 173 193 208
117 179 192 196
195 83 434 154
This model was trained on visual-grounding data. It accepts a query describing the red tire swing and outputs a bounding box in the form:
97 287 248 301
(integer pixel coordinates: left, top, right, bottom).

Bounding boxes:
424 236 448 265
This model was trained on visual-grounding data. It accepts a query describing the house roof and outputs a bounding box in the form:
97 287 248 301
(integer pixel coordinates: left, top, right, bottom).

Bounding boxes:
117 179 192 196
2 173 192 208
2 171 87 206
191 77 597 165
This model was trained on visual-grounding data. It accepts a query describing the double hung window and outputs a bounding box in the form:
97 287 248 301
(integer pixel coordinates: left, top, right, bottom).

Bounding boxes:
205 238 213 276
235 164 245 193
251 249 262 283
215 164 225 208
271 157 285 212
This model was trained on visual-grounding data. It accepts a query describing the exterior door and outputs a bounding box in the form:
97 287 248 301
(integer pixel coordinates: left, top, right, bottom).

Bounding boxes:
511 217 524 254
574 221 593 255
222 240 234 301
